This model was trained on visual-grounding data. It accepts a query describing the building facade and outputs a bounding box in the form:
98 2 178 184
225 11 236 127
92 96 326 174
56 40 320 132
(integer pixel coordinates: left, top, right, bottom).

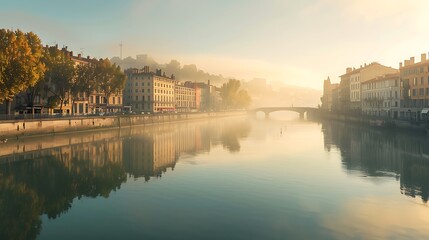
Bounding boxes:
340 63 398 111
175 84 196 112
339 69 351 112
399 53 429 120
5 46 123 116
361 73 400 118
124 67 176 113
331 84 340 111
321 77 332 111
183 81 221 112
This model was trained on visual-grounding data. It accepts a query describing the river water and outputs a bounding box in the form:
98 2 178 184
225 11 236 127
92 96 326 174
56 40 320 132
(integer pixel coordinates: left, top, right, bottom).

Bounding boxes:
1 115 429 239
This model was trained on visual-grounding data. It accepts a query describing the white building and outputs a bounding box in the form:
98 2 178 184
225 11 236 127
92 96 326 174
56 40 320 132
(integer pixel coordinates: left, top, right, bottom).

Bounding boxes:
361 73 400 118
175 84 196 112
124 67 177 113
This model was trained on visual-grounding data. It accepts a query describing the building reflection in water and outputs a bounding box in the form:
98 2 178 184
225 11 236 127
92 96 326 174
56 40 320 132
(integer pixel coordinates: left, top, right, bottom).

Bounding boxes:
0 117 250 239
321 121 429 203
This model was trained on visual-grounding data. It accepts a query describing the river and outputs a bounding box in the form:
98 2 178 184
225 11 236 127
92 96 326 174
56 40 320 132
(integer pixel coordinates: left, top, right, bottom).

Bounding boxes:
1 114 429 239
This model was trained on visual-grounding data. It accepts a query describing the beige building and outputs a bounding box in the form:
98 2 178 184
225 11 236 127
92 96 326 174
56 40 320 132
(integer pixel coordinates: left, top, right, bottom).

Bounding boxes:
321 77 332 111
399 53 429 120
124 67 177 113
321 76 340 112
11 46 123 115
71 53 123 114
361 73 400 118
175 84 196 112
340 62 398 111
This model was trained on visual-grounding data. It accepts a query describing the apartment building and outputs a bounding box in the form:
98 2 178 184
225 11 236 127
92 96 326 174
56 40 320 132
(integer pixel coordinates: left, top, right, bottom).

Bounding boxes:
321 77 339 111
340 63 398 111
124 67 176 113
399 53 429 120
175 84 196 112
361 73 400 118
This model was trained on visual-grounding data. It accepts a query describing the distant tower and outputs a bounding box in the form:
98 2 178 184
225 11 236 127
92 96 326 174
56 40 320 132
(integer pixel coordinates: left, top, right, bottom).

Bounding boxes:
119 42 123 59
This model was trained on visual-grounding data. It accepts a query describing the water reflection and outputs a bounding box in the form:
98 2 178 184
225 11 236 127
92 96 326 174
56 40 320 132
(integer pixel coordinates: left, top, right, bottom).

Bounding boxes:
322 121 429 202
0 117 251 239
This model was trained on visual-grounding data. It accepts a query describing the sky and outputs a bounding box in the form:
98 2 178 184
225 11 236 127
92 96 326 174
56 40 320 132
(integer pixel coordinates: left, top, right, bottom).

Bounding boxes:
1 0 429 89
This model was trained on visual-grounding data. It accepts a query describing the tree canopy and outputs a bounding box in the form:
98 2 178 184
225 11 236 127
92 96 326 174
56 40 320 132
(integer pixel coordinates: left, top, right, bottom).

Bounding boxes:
95 58 126 100
0 29 45 113
220 79 251 109
43 46 75 112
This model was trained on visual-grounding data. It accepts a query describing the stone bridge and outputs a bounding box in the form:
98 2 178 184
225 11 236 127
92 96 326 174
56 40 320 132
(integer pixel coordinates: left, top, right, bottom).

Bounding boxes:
250 107 318 119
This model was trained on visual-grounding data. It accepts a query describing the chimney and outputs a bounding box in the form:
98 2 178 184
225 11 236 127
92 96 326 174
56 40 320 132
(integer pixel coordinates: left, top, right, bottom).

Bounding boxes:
364 63 367 67
70 51 73 57
422 53 427 62
87 56 90 60
360 65 362 68
399 62 403 68
410 57 415 64
346 67 352 73
78 53 81 58
55 44 58 49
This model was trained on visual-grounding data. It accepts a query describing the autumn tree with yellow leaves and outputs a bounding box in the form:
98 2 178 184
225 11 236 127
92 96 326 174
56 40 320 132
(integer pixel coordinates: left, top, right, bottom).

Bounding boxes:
0 29 45 114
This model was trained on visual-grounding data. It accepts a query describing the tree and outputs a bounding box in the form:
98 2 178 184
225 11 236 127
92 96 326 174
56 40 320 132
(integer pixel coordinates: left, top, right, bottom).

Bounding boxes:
220 79 252 109
72 61 96 115
0 29 45 114
43 46 75 114
23 32 46 115
95 59 126 112
221 79 241 107
236 89 251 109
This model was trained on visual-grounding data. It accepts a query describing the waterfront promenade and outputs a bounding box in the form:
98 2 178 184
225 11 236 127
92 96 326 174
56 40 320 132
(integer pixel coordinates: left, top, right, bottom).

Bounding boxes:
0 111 246 139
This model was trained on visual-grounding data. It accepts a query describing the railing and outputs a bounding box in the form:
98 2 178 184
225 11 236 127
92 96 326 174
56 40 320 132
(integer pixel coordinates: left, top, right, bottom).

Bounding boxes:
0 110 246 122
0 113 115 121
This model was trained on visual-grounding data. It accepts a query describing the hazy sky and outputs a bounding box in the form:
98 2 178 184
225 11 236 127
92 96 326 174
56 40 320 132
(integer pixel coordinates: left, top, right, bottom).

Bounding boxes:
1 0 429 89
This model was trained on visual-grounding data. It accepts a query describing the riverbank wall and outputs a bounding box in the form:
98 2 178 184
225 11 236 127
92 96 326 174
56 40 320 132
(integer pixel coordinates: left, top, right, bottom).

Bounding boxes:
0 111 246 138
312 111 429 134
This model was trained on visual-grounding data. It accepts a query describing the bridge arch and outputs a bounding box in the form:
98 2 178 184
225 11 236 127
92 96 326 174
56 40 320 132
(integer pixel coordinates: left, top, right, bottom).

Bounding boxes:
251 107 317 119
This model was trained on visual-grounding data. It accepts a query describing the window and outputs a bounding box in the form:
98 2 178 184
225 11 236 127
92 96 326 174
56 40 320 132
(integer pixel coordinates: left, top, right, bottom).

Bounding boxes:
136 96 138 101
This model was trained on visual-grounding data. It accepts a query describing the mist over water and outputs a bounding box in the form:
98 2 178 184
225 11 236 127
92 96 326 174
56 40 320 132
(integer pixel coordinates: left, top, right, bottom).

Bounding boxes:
0 117 428 239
